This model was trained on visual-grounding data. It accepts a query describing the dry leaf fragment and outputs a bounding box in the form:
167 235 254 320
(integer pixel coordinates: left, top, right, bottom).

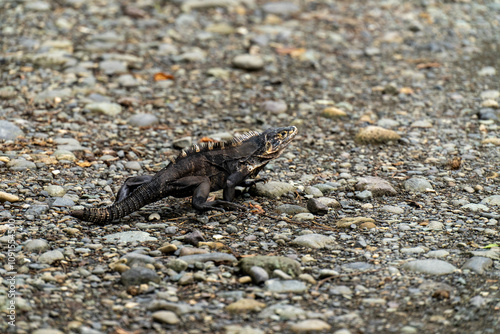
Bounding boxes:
275 47 307 58
399 87 414 94
448 157 462 170
248 203 265 214
76 161 93 168
153 72 175 81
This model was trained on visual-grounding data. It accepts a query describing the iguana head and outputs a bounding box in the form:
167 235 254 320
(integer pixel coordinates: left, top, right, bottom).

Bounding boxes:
258 126 298 159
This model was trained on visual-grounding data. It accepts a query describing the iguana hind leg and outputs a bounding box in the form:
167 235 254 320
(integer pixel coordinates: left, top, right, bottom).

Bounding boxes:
115 175 154 203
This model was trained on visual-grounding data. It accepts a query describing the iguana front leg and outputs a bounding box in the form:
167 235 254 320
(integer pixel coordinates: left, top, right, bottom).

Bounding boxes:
223 172 265 202
169 176 244 211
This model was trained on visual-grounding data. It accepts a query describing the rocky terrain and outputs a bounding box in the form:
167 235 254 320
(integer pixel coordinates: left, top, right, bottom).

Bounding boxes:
1 0 499 333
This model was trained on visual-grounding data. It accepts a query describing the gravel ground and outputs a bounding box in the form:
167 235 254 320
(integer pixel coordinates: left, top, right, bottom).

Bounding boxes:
1 0 500 333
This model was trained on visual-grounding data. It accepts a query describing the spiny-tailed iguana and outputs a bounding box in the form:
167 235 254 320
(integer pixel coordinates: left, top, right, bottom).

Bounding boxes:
70 126 297 224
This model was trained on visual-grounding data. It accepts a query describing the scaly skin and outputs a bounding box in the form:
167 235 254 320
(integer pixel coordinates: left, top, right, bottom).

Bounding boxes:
70 126 297 224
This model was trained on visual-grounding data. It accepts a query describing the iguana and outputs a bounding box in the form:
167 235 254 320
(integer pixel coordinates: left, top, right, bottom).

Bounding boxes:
70 126 297 224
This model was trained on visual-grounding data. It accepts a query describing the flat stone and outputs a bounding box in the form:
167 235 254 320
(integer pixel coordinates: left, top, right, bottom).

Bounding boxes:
427 250 449 258
121 266 160 286
232 54 264 70
381 205 404 214
53 150 77 161
276 204 308 215
411 120 433 128
0 120 24 140
321 107 347 119
336 217 375 228
225 299 266 314
355 176 397 196
152 310 180 325
7 159 37 170
261 100 287 114
44 185 66 197
0 191 19 202
172 136 192 149
404 177 433 192
253 181 295 198
128 113 159 127
179 252 237 264
461 203 489 212
403 259 457 275
122 252 156 267
262 2 301 16
291 234 335 249
355 126 400 144
258 304 306 320
290 319 331 333
265 279 307 293
85 102 122 116
104 231 157 243
125 161 142 171
239 256 301 277
38 250 64 264
32 330 64 334
481 195 500 206
100 60 127 75
462 256 493 274
25 239 50 253
293 213 315 221
50 197 75 207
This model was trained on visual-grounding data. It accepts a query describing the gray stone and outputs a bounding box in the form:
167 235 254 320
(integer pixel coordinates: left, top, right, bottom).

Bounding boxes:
304 186 323 197
152 310 180 325
122 252 156 267
167 259 189 273
32 329 64 334
179 252 237 264
426 250 449 258
86 102 122 116
356 190 372 201
7 159 37 171
44 185 66 197
427 221 444 230
253 181 295 198
401 247 426 254
25 239 50 253
100 60 127 75
461 203 489 212
468 248 500 260
239 256 301 277
404 177 433 192
289 319 331 333
315 197 341 208
306 198 329 215
50 197 75 207
128 113 159 127
0 120 24 140
462 256 493 274
261 100 287 114
291 234 335 249
482 195 500 206
276 204 308 215
104 231 157 243
262 2 301 16
38 250 64 264
380 205 404 214
248 266 269 284
403 259 457 275
25 204 49 217
265 279 307 293
121 266 160 286
125 161 142 171
293 212 315 221
355 176 397 196
232 54 264 71
172 136 192 149
258 304 306 320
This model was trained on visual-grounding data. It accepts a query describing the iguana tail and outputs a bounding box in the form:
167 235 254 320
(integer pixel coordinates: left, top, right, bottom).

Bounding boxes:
70 179 161 224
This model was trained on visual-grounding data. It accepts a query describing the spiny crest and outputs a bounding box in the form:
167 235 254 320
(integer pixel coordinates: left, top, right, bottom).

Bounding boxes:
175 130 261 161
